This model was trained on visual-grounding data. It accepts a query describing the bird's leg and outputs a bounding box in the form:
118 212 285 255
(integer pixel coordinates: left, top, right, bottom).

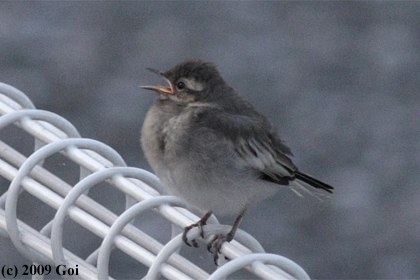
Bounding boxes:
182 211 212 247
207 209 246 265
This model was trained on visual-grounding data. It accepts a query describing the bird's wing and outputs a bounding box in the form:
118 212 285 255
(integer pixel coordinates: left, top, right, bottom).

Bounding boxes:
191 106 297 184
234 132 296 183
190 105 333 196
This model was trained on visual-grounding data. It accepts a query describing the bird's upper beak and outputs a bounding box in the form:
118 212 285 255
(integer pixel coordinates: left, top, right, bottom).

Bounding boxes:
141 68 175 95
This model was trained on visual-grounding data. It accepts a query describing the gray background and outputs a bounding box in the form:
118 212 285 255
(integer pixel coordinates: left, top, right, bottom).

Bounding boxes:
1 1 419 279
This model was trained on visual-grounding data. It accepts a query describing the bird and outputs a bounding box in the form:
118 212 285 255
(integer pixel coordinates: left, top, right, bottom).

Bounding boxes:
140 59 333 264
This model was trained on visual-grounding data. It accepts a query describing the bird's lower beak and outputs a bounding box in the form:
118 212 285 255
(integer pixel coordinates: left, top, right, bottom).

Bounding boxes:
141 85 174 94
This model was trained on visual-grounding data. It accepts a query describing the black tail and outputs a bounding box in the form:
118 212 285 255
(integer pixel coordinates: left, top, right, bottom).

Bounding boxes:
295 172 333 194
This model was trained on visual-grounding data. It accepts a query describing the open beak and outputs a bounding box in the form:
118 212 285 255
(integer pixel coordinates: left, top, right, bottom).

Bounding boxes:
141 68 175 95
141 85 174 94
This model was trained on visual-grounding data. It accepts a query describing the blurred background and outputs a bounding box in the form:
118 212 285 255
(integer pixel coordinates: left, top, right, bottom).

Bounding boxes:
1 1 419 279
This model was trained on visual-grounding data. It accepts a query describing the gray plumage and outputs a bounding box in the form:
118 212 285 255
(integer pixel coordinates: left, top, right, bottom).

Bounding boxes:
141 59 333 217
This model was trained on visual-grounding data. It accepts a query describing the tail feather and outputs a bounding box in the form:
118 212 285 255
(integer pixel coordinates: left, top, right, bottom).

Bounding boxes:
261 169 334 199
295 171 333 193
288 172 333 200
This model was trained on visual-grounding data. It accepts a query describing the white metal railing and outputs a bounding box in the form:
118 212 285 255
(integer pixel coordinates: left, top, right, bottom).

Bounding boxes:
0 82 311 280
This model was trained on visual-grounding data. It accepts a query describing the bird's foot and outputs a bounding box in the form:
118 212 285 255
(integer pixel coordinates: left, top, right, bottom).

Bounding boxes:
182 211 212 247
207 232 234 265
206 211 245 265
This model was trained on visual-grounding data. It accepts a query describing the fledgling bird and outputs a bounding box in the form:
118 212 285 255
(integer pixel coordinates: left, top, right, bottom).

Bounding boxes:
141 59 333 263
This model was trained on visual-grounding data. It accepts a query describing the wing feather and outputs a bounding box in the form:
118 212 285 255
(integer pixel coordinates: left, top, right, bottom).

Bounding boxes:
236 137 294 180
189 104 333 195
191 105 296 184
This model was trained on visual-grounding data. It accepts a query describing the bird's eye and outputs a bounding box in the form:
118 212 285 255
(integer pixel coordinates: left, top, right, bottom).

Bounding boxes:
176 81 186 90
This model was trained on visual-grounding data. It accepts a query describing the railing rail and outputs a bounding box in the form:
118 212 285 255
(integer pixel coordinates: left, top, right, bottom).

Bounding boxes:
0 82 310 280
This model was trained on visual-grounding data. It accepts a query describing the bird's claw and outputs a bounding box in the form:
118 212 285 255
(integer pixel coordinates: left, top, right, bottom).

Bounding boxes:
182 211 212 247
182 222 204 247
182 211 239 265
207 234 232 265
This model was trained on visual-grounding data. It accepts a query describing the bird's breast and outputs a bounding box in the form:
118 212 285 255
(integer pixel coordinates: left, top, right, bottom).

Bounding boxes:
161 112 193 156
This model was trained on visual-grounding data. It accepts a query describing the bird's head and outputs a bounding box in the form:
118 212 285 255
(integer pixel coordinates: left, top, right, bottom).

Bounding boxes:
141 59 227 105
